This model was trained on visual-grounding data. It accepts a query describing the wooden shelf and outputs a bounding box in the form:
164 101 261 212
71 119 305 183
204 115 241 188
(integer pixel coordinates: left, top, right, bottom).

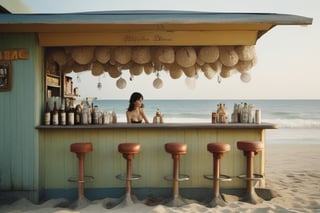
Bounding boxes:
0 61 12 92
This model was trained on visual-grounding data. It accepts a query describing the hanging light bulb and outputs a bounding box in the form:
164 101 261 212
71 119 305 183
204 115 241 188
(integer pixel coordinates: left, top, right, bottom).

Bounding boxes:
76 73 81 83
217 75 222 84
185 77 196 90
97 81 102 90
116 77 127 89
240 72 251 83
97 77 102 90
153 71 163 89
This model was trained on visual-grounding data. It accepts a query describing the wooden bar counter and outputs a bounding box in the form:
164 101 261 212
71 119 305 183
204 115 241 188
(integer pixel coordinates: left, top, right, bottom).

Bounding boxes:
37 123 277 201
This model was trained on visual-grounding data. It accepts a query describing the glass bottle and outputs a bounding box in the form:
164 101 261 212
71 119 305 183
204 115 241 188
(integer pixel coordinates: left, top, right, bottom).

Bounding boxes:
44 101 51 125
52 101 59 125
67 100 75 125
59 99 66 125
112 111 117 124
75 104 81 125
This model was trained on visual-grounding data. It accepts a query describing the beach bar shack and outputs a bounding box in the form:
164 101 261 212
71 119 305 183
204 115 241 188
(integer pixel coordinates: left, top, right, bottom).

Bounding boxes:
0 9 312 204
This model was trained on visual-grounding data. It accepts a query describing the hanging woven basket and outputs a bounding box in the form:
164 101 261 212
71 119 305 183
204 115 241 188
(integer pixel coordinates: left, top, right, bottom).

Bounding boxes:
198 46 219 63
95 46 111 64
176 47 197 68
71 46 95 65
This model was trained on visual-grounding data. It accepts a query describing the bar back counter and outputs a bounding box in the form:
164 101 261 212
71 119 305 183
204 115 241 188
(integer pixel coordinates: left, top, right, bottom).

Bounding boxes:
37 122 276 201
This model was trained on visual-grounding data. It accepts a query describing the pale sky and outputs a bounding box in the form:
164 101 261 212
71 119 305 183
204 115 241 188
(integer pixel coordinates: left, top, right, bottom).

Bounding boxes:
3 0 319 100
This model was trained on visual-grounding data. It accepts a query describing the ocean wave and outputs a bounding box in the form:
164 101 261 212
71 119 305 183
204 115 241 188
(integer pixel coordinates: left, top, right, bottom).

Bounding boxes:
264 118 320 128
112 112 320 128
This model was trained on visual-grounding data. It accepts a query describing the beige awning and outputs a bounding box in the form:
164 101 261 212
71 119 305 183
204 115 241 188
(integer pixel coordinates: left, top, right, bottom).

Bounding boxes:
0 11 313 46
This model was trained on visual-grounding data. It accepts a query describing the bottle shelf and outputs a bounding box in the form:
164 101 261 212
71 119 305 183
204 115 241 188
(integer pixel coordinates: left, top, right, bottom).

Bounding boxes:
0 61 12 92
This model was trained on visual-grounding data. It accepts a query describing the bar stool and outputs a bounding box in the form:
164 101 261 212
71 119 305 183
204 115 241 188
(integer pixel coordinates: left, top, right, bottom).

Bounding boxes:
237 141 264 204
164 142 190 207
69 142 93 208
113 143 141 207
204 143 232 207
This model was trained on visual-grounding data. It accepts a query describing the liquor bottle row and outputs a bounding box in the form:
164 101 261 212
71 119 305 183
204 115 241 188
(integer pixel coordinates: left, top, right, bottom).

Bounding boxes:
43 98 117 126
212 102 261 124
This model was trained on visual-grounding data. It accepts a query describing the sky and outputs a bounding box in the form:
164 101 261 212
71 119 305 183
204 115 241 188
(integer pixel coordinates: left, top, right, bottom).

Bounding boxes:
3 0 320 100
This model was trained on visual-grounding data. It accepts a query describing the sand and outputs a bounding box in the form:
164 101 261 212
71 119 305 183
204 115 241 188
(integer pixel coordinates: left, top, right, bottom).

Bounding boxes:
0 144 319 213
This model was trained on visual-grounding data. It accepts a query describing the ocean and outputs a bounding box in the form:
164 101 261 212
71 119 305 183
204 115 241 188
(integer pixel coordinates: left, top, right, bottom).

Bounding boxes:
90 99 320 145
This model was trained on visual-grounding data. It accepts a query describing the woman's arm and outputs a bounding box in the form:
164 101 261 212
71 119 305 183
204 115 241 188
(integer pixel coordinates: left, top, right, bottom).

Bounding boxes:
140 108 149 123
126 111 131 123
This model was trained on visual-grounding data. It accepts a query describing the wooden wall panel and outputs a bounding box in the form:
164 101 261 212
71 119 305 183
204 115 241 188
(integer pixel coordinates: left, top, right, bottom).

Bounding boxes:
39 127 264 190
0 33 41 202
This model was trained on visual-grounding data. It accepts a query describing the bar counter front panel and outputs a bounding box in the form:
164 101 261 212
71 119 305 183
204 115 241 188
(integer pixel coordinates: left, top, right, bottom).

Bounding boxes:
37 123 276 200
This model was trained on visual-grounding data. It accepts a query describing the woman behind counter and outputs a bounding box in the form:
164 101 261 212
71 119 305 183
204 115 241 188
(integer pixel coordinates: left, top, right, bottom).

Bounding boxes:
126 92 149 123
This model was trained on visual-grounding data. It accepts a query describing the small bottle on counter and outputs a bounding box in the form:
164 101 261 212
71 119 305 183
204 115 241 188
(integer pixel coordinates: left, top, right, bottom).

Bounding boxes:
255 109 261 124
217 103 226 123
153 109 163 124
44 101 51 125
211 112 217 123
231 103 239 123
240 102 249 123
112 111 117 124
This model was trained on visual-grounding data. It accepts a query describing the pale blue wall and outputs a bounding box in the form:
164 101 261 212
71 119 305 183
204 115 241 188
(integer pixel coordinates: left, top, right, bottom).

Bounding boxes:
0 33 43 202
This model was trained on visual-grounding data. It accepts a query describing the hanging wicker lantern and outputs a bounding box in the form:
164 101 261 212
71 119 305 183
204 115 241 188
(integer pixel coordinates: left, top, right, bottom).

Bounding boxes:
91 62 105 76
183 65 197 78
105 64 121 78
114 47 132 65
71 46 95 65
132 47 151 64
60 57 73 74
220 65 233 78
72 63 90 73
198 46 219 63
168 63 183 79
144 63 155 75
129 63 144 76
176 47 197 68
155 46 175 64
201 64 217 79
219 46 239 67
235 45 256 61
51 47 67 66
95 46 111 64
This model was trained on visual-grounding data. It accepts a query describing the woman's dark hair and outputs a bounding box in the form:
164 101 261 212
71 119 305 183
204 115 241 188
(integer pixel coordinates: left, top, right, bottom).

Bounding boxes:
127 92 144 111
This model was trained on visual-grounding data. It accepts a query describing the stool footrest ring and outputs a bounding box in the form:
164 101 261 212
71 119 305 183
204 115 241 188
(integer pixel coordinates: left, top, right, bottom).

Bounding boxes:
237 173 264 181
116 173 141 181
203 174 232 181
164 174 190 182
68 176 94 183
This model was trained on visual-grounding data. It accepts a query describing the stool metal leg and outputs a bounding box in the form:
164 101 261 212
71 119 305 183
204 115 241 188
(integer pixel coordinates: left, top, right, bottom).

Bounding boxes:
165 154 189 207
209 153 228 207
241 151 263 204
76 153 85 198
125 154 133 195
172 154 180 199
